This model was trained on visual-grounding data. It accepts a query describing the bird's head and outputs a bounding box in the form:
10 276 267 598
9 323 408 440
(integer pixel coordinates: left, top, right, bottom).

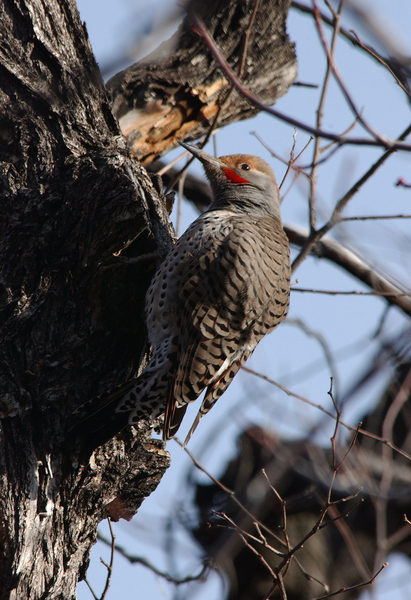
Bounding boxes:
179 142 281 219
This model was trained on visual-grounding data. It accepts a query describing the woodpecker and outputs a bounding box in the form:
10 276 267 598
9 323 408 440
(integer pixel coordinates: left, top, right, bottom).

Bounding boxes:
72 143 290 448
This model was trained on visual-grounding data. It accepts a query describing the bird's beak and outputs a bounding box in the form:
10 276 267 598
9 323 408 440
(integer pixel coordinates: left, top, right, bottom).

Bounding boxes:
179 142 225 169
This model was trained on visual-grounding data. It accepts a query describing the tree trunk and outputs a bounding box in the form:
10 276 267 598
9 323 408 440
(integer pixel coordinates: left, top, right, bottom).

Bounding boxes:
0 1 172 597
0 0 296 597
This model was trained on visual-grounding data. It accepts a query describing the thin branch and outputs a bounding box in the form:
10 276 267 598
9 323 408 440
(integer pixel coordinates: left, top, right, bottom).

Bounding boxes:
262 470 291 553
312 1 388 145
84 521 115 600
396 178 411 188
291 121 411 272
324 0 337 19
225 524 278 583
276 570 288 600
167 0 261 193
240 365 411 462
337 423 362 470
327 504 371 581
318 497 364 528
294 557 330 592
97 531 210 584
214 511 279 557
291 2 411 102
212 512 288 600
176 168 186 236
288 317 340 397
309 563 388 600
386 522 411 553
310 0 344 232
350 31 411 101
373 367 411 571
278 130 298 190
84 579 98 600
280 169 303 203
157 150 189 176
251 131 309 173
202 0 261 148
252 130 350 174
341 214 411 221
285 223 411 317
99 520 115 600
292 287 411 296
174 438 287 550
191 13 411 151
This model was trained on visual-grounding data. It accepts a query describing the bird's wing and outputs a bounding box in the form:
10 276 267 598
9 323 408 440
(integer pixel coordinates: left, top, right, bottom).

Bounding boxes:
189 216 290 337
163 216 290 441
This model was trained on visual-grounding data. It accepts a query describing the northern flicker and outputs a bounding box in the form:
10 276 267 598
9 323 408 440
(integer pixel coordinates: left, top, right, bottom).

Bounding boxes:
72 143 290 448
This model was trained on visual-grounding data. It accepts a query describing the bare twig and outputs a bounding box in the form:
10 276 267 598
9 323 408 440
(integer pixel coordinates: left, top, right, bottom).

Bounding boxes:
309 562 388 600
309 0 344 232
213 511 280 558
292 287 411 296
278 130 298 190
202 0 261 148
327 503 371 580
240 365 411 462
174 438 287 549
342 213 411 221
191 13 411 151
396 178 411 188
97 531 211 584
290 121 411 272
350 31 411 101
84 579 98 600
285 223 411 317
100 520 115 600
176 168 187 236
294 557 330 592
216 508 289 600
338 423 362 469
288 318 340 397
291 2 411 102
262 469 291 553
166 0 261 194
373 367 411 571
84 520 115 600
312 1 389 145
252 131 310 177
386 522 411 552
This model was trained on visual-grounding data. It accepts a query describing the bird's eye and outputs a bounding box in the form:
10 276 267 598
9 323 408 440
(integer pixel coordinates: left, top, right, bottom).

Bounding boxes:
240 163 251 171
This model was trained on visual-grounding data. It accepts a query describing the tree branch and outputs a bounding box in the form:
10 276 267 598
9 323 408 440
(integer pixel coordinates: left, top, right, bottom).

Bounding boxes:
106 0 297 162
285 224 411 317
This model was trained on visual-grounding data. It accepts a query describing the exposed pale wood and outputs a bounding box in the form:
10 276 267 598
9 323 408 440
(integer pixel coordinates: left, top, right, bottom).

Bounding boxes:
107 0 297 163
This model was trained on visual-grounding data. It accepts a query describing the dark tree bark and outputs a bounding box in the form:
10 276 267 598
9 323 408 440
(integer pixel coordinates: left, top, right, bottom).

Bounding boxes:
0 0 296 597
0 1 173 598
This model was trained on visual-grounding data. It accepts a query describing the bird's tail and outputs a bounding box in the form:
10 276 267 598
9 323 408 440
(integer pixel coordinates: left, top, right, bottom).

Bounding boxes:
67 378 140 449
67 349 174 451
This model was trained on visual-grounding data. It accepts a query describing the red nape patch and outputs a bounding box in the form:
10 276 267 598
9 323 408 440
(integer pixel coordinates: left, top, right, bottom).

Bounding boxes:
223 167 249 184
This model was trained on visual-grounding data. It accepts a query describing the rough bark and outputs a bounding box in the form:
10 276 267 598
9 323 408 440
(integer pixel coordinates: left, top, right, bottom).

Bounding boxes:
0 1 173 598
107 0 297 163
0 0 296 597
